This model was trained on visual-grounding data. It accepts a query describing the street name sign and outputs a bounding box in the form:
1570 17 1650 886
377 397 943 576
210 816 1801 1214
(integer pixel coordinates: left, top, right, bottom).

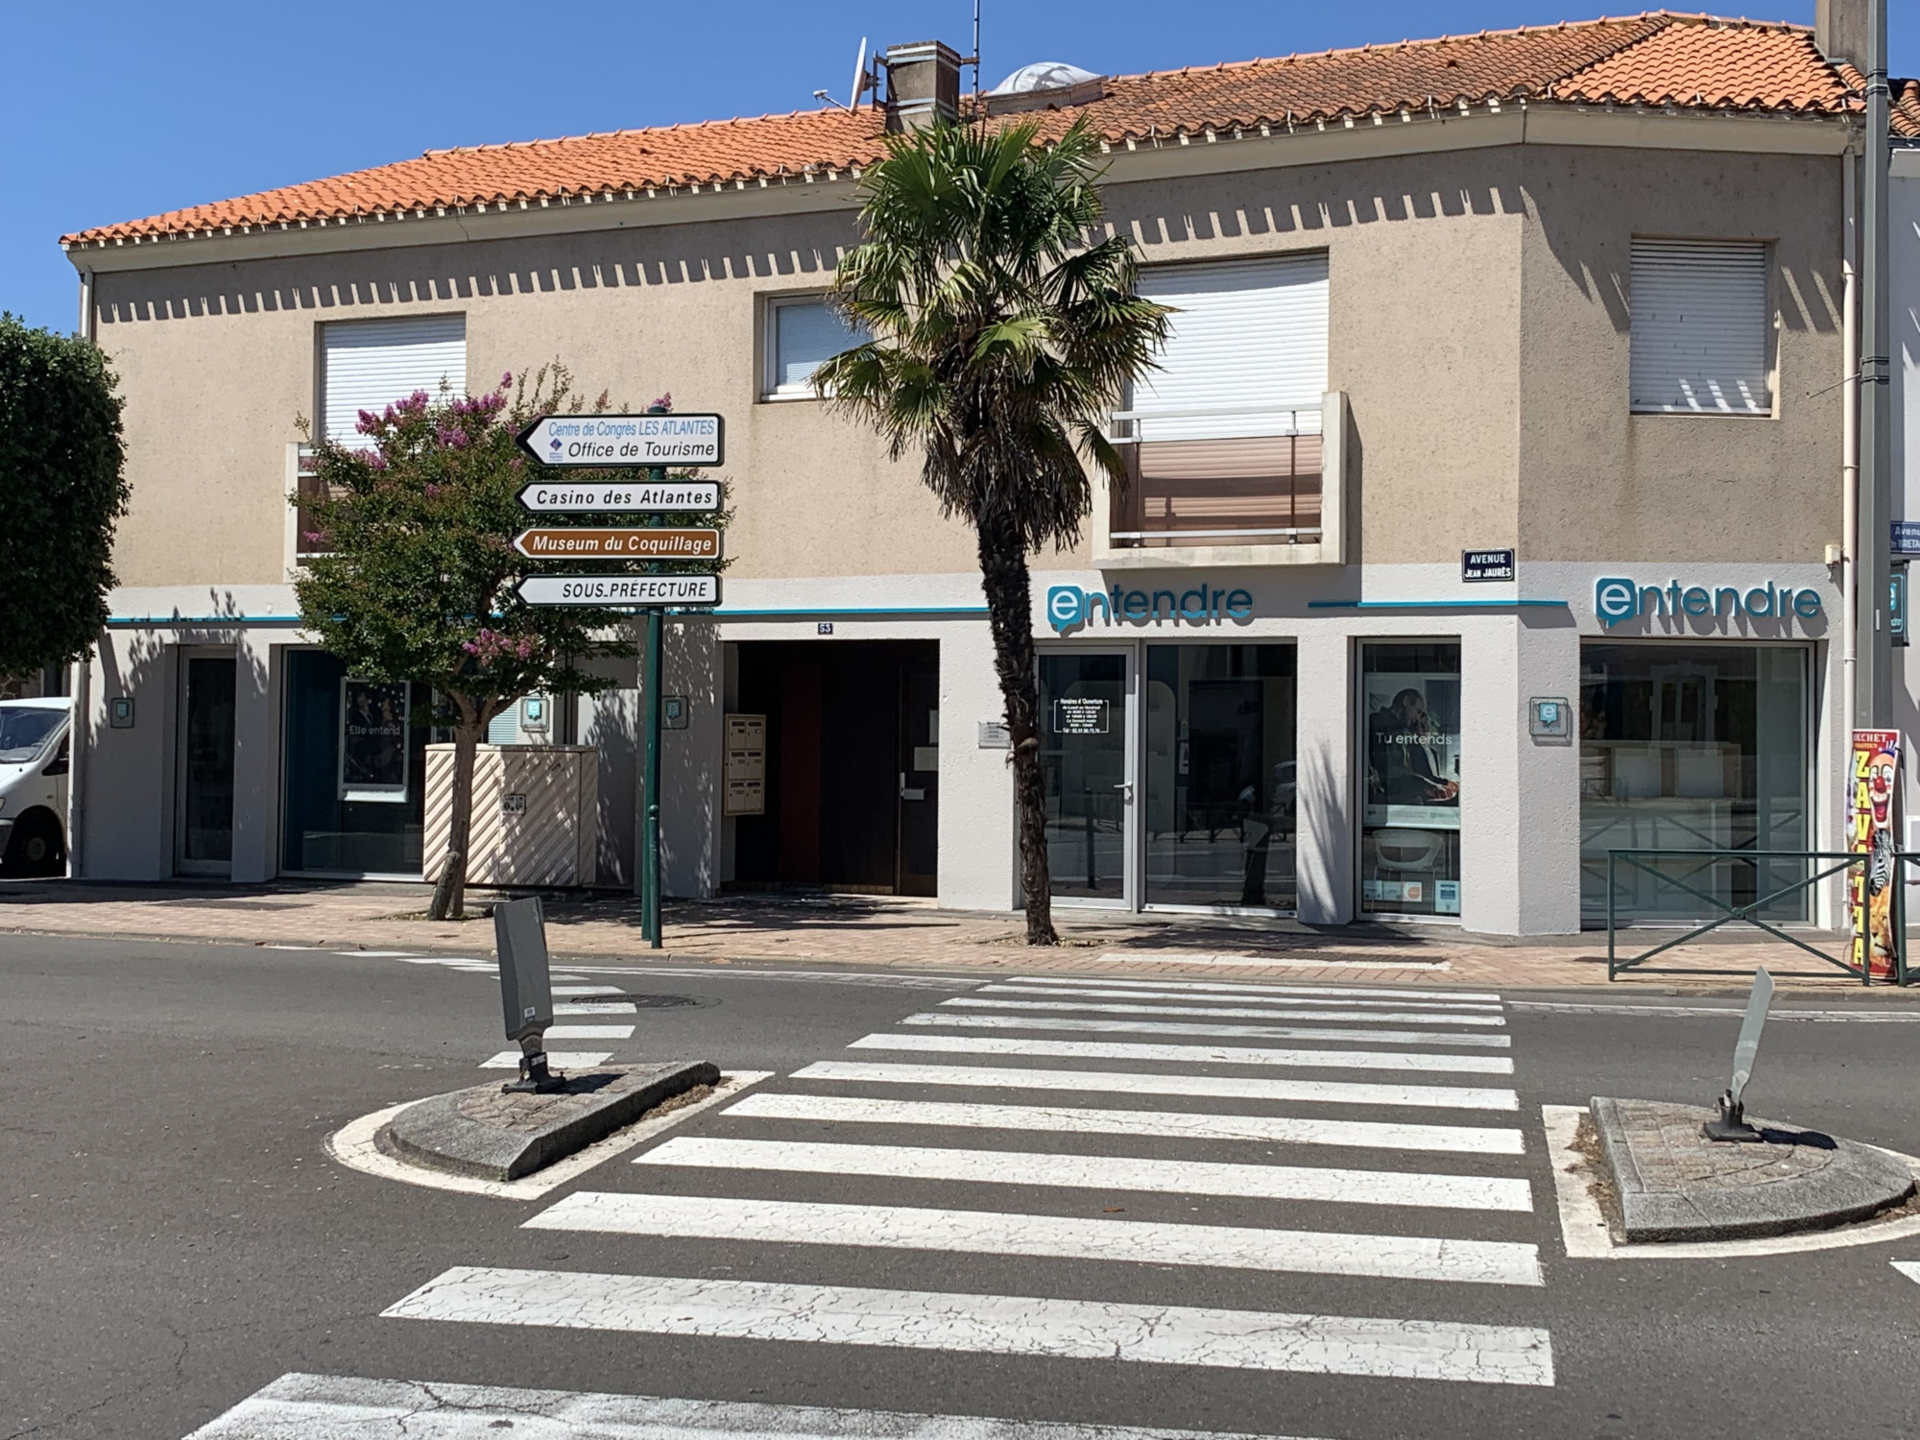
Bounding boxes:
513 528 721 560
517 574 719 607
517 480 721 513
517 413 723 468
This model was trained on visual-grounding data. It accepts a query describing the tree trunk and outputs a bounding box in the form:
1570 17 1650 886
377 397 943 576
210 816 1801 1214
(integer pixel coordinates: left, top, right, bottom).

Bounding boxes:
976 514 1057 945
433 702 484 921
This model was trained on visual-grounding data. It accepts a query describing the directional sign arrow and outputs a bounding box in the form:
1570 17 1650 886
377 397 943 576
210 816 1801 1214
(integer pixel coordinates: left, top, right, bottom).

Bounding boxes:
517 574 720 607
512 528 721 560
516 480 721 513
517 413 724 468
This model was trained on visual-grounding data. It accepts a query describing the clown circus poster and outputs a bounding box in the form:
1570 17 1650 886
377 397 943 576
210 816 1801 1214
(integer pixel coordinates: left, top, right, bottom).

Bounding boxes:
1848 729 1901 979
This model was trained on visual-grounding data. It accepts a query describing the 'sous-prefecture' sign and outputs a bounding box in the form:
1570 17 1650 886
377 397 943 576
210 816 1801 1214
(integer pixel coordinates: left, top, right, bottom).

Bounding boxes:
516 574 720 607
512 528 721 560
517 480 721 513
517 413 724 468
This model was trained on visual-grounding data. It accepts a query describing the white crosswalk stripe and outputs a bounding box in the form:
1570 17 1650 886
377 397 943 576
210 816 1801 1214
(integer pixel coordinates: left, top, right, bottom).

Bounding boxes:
186 1375 1340 1440
975 982 1504 1011
900 1011 1512 1048
724 1090 1525 1153
991 976 1502 1002
636 1135 1532 1210
789 1059 1518 1109
942 996 1508 1025
852 1031 1515 1073
480 1049 612 1069
217 975 1552 1437
529 1190 1543 1285
383 1267 1554 1385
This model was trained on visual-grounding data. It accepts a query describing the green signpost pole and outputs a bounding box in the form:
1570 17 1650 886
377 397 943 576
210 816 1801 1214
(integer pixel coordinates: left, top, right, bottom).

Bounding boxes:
641 403 666 948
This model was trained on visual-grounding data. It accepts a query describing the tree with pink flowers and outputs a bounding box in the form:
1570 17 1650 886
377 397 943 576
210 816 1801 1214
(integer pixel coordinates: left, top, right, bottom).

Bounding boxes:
293 364 712 919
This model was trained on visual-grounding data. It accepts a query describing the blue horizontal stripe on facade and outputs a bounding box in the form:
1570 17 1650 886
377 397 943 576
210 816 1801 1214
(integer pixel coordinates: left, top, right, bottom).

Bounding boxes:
1307 599 1570 610
106 615 304 626
705 606 991 617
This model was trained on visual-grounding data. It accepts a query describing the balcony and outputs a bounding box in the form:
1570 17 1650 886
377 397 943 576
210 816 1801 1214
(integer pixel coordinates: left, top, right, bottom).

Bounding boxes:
1096 393 1345 569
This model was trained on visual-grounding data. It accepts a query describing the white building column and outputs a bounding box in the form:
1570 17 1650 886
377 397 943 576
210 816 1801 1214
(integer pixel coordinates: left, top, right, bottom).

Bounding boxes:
939 621 1018 911
1458 614 1582 937
1294 627 1353 925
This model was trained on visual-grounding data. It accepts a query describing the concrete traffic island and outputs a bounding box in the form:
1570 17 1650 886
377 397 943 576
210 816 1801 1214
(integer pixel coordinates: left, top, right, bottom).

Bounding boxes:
377 1060 719 1183
1588 1096 1918 1244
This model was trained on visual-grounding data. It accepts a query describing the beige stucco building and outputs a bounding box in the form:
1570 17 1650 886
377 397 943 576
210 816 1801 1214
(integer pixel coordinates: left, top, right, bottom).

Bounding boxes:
49 14 1889 938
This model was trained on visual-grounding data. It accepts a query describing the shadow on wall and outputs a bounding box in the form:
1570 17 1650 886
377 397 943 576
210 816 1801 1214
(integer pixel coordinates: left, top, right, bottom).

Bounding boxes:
86 590 274 877
661 617 721 900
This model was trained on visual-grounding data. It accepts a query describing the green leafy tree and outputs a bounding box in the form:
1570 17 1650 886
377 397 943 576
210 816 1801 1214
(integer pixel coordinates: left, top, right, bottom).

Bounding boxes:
0 314 128 679
816 119 1168 944
295 366 714 919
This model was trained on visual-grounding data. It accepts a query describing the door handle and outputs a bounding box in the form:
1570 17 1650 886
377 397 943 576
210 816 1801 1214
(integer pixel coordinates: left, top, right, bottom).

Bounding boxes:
1114 782 1133 804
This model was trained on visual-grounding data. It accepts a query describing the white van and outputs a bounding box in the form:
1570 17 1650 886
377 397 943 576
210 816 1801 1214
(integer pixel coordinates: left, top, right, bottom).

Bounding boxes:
0 697 70 876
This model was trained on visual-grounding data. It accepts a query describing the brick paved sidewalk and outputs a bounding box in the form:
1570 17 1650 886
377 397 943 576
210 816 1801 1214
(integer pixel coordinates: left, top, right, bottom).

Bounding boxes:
1 877 1908 994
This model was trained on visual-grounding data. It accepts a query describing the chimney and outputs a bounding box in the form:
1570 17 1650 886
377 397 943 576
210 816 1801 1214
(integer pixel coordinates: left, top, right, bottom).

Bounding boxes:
884 41 962 131
1815 0 1868 67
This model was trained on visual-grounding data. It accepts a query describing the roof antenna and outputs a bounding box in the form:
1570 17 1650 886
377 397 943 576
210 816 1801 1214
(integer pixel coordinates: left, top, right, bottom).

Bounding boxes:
813 36 870 111
972 0 983 114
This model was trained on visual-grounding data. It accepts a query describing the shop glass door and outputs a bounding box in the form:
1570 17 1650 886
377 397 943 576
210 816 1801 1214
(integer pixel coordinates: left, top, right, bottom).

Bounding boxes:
1144 644 1298 911
175 651 236 874
1039 652 1132 904
1359 642 1462 916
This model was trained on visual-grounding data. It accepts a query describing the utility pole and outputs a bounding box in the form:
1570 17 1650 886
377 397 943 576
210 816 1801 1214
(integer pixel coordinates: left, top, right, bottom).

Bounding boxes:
640 401 667 948
1856 0 1893 727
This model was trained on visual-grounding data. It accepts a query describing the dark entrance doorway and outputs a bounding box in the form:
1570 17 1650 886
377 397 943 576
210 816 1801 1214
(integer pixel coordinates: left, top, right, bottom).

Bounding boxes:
732 640 938 896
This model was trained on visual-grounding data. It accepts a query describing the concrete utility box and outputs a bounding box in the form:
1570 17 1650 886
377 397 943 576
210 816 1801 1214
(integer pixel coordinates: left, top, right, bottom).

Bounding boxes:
424 744 598 887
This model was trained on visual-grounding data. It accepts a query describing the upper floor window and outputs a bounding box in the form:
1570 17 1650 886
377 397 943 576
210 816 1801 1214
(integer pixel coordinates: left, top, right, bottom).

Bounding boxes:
1629 240 1771 416
764 296 869 399
1131 253 1330 435
1111 254 1329 549
320 314 468 445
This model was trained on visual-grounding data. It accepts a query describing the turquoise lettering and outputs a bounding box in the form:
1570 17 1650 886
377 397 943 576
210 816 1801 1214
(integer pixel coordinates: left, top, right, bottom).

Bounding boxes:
1123 590 1149 618
1225 589 1254 619
1682 586 1710 616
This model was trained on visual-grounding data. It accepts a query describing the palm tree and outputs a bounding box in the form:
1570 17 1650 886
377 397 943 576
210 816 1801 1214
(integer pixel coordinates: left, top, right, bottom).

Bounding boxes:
816 118 1168 944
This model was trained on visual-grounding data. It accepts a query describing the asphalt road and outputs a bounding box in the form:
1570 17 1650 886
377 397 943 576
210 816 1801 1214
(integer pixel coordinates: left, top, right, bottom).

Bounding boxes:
3 931 1918 1440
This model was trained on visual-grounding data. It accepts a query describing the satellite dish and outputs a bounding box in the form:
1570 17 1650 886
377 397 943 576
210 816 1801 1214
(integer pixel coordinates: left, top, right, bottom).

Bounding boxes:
850 37 868 110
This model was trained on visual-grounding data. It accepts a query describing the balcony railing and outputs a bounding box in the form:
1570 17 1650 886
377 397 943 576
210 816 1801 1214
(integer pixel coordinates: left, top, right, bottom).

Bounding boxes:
1106 404 1322 549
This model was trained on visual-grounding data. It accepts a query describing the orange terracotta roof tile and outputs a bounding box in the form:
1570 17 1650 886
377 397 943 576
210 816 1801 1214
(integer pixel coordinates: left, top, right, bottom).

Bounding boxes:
1894 78 1920 139
63 12 1870 249
1554 17 1849 109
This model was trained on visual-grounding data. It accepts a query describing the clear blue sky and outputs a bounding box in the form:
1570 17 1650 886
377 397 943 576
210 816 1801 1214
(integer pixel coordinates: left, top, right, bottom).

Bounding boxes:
2 1 1912 333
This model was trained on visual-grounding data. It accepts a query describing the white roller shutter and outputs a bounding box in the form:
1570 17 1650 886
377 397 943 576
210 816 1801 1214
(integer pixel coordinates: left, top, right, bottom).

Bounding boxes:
321 315 468 444
1131 254 1328 441
1629 241 1771 415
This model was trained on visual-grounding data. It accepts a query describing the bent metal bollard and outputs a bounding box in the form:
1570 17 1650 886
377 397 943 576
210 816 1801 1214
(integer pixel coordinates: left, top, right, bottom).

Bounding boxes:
1703 966 1775 1142
495 897 565 1094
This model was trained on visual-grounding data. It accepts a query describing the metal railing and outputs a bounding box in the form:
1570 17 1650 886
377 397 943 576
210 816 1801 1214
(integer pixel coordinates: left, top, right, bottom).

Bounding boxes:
1605 847 1913 984
1106 404 1322 549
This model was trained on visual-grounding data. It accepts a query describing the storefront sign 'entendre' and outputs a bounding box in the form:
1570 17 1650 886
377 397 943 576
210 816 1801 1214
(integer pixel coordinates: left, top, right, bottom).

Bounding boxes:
1595 576 1824 627
1047 583 1253 632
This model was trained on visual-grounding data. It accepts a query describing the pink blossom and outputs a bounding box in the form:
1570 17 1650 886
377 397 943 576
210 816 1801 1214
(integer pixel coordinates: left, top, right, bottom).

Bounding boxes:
651 393 673 412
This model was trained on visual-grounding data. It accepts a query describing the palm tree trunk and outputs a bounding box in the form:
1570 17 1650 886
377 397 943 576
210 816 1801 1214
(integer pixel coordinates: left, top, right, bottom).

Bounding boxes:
976 514 1057 945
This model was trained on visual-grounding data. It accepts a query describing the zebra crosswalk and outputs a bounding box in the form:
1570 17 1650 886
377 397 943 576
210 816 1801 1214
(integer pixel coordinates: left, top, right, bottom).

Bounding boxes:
190 970 1553 1437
